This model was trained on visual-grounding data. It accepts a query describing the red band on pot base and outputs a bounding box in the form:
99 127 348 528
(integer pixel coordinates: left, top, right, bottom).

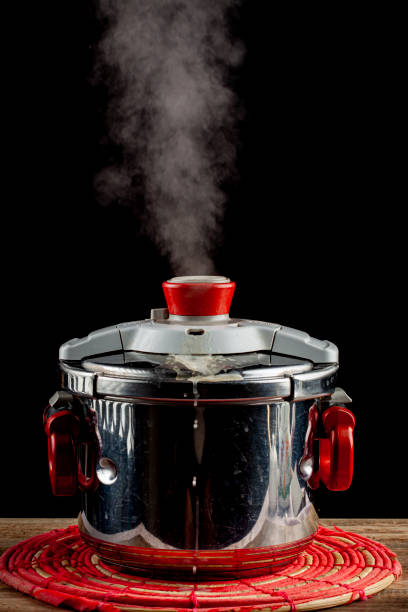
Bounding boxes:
81 531 315 580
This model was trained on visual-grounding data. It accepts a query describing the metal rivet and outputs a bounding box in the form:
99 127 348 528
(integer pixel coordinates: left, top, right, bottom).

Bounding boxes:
298 456 314 481
96 457 118 485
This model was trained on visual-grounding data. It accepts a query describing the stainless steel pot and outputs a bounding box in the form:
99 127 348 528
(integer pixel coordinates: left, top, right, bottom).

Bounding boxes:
44 276 355 579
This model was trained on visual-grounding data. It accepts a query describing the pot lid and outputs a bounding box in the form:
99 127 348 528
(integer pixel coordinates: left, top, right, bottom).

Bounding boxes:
59 276 338 364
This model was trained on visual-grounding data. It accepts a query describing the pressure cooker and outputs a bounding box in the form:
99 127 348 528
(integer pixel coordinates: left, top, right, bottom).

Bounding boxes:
44 276 355 579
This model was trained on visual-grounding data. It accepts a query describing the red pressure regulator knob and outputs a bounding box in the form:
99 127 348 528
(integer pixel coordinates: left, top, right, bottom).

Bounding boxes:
162 275 235 317
319 406 355 491
44 409 80 496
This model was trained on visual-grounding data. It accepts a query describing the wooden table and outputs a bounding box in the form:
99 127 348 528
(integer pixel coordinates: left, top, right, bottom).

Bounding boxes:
0 519 406 610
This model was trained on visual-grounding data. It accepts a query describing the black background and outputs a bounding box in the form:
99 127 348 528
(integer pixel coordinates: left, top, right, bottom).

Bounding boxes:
2 2 405 518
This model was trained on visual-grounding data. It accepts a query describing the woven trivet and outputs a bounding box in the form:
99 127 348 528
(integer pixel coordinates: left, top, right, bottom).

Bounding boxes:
0 525 402 612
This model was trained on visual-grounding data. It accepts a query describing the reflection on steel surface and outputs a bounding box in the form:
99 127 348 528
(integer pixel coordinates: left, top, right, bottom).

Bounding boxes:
79 398 319 571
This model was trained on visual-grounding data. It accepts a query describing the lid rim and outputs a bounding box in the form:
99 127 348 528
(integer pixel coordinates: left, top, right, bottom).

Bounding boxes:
60 361 337 402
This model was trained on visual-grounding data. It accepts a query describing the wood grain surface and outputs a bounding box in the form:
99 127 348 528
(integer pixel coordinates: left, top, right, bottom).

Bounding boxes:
0 518 406 611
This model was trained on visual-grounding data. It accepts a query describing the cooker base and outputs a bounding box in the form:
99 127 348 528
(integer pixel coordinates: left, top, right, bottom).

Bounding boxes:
80 530 316 580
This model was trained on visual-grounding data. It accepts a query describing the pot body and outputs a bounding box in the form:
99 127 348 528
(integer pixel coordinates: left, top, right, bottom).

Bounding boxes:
77 396 318 578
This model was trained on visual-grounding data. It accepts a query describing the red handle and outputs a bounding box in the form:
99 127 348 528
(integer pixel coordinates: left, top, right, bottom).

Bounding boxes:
319 406 355 491
44 410 80 496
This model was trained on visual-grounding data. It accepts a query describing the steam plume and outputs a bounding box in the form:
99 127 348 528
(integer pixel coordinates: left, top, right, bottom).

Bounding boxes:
95 0 243 275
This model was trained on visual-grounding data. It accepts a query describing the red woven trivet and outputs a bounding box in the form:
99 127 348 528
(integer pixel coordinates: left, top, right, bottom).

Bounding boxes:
0 525 402 611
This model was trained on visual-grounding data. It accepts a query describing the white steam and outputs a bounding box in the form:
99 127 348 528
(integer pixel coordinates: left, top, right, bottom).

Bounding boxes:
94 0 243 274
